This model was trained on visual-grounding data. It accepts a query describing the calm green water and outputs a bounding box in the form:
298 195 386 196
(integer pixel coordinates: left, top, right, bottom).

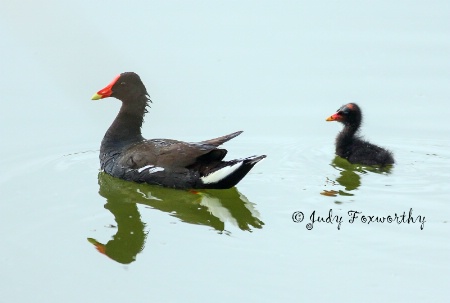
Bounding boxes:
1 1 450 302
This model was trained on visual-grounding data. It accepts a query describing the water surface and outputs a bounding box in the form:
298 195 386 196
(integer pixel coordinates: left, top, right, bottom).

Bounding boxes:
1 1 449 302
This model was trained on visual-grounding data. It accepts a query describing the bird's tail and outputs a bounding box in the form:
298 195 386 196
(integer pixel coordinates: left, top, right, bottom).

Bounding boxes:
199 155 266 189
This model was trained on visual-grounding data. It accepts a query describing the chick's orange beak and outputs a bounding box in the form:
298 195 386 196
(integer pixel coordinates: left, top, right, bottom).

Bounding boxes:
91 74 120 100
326 113 342 122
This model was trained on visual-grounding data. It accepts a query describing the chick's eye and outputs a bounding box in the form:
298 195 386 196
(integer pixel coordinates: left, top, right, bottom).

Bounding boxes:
120 82 126 85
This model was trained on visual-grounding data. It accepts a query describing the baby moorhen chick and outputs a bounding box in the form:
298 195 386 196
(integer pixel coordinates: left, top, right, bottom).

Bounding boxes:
326 103 394 166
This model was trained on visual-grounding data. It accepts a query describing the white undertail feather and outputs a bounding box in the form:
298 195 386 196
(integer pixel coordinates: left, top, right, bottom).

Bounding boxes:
201 161 243 184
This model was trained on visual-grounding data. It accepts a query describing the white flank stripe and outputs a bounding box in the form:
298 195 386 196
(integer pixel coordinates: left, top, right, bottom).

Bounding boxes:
148 167 164 174
201 162 243 184
137 165 154 173
137 165 165 174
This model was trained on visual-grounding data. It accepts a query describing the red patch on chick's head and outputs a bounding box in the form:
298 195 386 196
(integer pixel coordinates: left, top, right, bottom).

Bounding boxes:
345 103 355 110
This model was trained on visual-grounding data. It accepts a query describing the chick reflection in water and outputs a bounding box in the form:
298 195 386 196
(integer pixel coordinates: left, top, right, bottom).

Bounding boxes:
89 173 264 263
321 156 393 197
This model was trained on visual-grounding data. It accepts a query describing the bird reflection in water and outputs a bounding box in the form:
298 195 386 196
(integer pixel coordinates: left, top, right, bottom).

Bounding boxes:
88 173 264 264
321 156 393 197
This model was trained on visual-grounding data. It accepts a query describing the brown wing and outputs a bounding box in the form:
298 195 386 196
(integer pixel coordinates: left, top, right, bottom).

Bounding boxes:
118 131 243 169
118 136 233 170
152 139 219 167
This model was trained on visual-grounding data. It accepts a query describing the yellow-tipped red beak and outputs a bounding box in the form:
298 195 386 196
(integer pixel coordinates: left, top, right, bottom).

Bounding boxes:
91 74 121 100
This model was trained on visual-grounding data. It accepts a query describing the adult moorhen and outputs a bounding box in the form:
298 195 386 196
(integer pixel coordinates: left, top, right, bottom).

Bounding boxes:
326 103 394 166
91 72 265 189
